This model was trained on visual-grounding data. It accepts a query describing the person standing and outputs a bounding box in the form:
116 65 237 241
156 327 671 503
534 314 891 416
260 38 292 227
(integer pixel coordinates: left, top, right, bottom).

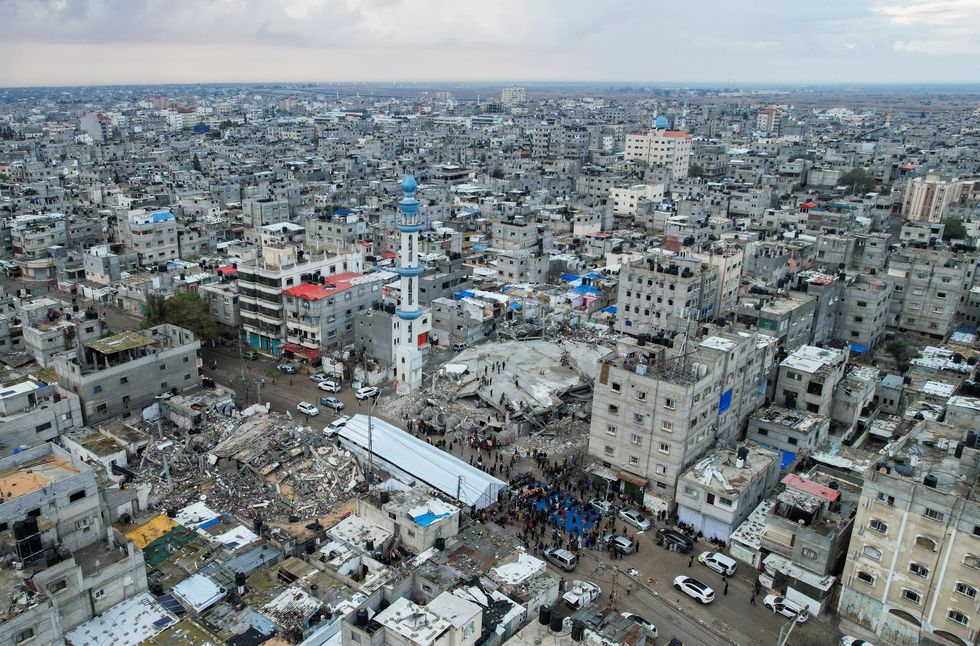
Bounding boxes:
723 579 729 596
688 554 694 567
750 592 757 606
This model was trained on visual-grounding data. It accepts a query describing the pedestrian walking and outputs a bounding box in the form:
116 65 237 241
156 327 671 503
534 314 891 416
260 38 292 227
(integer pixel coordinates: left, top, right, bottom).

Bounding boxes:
626 582 632 596
688 555 694 567
750 593 757 606
723 580 729 596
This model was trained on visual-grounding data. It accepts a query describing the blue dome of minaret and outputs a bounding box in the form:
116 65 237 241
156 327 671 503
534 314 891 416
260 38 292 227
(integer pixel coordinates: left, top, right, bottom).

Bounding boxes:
400 175 417 196
655 116 669 129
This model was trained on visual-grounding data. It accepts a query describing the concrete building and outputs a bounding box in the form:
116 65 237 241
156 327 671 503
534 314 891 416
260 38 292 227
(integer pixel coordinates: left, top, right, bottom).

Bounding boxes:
901 172 963 223
794 272 842 346
774 345 848 417
500 86 526 108
418 255 473 306
834 273 892 353
736 291 817 352
0 379 82 449
588 338 717 510
837 422 979 646
197 281 240 329
356 489 460 554
83 245 139 286
609 183 664 216
624 128 692 181
54 325 201 425
491 218 554 253
0 443 147 646
674 444 781 542
831 365 878 438
887 248 972 341
694 244 743 318
119 209 178 266
747 406 830 458
614 252 719 338
242 197 290 228
17 298 104 367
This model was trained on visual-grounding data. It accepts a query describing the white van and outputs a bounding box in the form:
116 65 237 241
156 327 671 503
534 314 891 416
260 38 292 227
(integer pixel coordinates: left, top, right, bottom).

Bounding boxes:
543 547 578 572
697 551 738 576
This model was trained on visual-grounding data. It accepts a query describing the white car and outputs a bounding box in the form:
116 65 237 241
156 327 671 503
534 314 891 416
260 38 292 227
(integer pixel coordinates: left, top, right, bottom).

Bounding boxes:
618 508 652 531
589 498 614 516
355 386 379 400
317 380 342 393
841 638 875 646
621 613 657 639
309 372 328 382
296 402 320 416
324 415 350 436
673 576 715 604
763 595 809 623
698 551 738 576
562 580 601 609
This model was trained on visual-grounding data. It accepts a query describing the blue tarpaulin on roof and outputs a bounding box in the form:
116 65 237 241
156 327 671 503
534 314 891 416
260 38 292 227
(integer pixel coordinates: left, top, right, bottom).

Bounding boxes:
602 305 617 314
571 284 601 296
472 244 488 251
850 343 869 353
335 209 352 215
509 302 522 310
756 443 796 470
151 212 174 222
412 511 450 526
454 290 475 300
583 272 603 279
560 273 580 282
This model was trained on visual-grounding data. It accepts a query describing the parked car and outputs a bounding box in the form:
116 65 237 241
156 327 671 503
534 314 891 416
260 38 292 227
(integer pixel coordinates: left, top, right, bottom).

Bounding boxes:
763 595 809 623
355 386 379 400
452 342 467 351
602 535 635 554
618 508 652 531
324 415 350 437
621 613 657 639
697 551 738 576
562 580 601 609
319 396 344 411
309 372 328 382
589 498 614 516
543 547 578 572
655 528 694 553
317 379 342 393
278 363 298 374
296 401 319 416
673 576 715 604
840 638 875 646
242 351 258 360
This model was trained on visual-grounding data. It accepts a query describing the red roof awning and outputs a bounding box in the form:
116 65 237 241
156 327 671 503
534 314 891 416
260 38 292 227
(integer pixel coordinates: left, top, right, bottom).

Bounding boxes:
801 201 817 209
617 471 648 488
280 343 320 360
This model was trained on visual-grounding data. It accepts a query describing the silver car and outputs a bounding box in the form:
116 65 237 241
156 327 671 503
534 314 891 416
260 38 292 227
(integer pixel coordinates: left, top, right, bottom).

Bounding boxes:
618 508 652 531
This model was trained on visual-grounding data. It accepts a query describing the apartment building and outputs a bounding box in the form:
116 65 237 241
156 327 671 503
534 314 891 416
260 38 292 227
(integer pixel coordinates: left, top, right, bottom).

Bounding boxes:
837 422 979 646
694 244 743 318
736 291 817 352
901 172 964 223
675 445 781 542
54 325 201 425
0 443 147 645
615 252 719 338
491 218 554 252
118 209 179 266
624 128 692 181
887 248 973 341
834 273 892 352
774 345 848 417
83 245 140 285
237 244 363 355
747 406 830 457
0 379 82 449
588 338 717 508
17 298 105 367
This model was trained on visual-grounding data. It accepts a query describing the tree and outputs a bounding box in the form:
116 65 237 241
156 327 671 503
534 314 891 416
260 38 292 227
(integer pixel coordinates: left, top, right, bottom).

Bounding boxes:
840 167 876 194
942 218 967 240
885 338 920 372
143 292 220 341
688 163 705 178
192 153 202 172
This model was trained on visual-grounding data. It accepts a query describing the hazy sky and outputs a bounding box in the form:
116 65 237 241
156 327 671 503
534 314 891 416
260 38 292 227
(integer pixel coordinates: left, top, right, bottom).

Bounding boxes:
2 0 979 87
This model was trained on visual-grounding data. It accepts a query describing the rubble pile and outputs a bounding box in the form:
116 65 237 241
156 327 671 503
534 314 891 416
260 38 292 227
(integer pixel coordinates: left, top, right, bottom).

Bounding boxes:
131 408 363 523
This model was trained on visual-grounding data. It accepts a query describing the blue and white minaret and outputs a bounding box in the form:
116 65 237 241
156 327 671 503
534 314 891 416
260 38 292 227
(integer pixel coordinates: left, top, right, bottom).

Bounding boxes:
393 175 427 393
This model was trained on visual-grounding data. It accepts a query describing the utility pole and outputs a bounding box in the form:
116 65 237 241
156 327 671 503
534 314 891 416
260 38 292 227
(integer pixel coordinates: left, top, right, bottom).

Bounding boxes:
456 475 463 502
367 386 383 483
775 612 802 646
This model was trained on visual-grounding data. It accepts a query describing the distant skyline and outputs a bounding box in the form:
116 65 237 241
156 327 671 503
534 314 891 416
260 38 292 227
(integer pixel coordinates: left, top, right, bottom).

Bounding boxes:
2 0 979 88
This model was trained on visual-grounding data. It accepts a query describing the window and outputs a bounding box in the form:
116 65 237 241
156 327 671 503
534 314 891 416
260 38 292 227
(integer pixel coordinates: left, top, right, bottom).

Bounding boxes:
924 507 945 522
856 571 875 585
604 445 614 456
94 588 105 599
916 536 938 551
664 398 675 410
635 390 646 401
757 428 769 436
869 519 888 534
68 490 86 503
628 456 639 466
183 356 189 363
35 422 52 433
901 589 922 605
161 382 168 389
611 382 621 393
97 403 107 413
973 525 980 538
93 385 103 394
661 420 673 432
965 555 980 570
631 434 642 445
862 545 882 561
159 364 167 370
876 492 895 506
608 404 619 415
659 442 670 454
948 610 969 626
801 547 818 560
120 376 128 384
15 628 34 644
655 464 667 475
954 582 976 599
909 562 929 577
47 579 67 593
606 425 617 436
633 413 645 424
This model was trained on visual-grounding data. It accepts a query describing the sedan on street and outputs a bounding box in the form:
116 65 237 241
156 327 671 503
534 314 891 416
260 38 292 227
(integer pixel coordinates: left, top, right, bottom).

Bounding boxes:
618 508 652 531
673 576 715 604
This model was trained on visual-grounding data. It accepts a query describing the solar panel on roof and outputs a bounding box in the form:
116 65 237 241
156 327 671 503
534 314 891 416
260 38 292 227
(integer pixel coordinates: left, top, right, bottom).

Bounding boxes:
157 594 187 614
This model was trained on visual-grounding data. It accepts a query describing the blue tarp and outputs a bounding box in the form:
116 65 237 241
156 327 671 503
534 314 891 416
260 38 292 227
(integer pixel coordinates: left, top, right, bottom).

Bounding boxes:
718 389 733 414
472 244 488 251
335 209 353 215
151 212 174 222
509 302 522 310
571 284 601 296
454 290 475 300
583 272 603 279
560 273 580 282
850 343 869 354
412 511 450 526
780 450 796 470
602 305 617 314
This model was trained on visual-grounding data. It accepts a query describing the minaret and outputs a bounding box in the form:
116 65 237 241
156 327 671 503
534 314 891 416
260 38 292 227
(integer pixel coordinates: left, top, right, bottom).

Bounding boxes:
393 175 425 393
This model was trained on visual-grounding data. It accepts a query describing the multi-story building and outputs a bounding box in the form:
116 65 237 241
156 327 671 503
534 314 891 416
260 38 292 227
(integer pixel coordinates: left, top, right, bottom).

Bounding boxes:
901 172 964 223
837 421 979 646
887 248 973 341
54 325 201 425
82 245 140 285
589 338 717 509
118 209 179 266
242 197 290 228
500 86 527 108
675 444 781 542
774 345 848 417
834 273 892 353
0 443 147 645
736 291 817 352
17 298 104 367
747 406 830 456
197 281 240 329
0 379 82 449
491 218 554 252
624 128 692 181
615 252 719 338
237 244 363 355
694 244 743 318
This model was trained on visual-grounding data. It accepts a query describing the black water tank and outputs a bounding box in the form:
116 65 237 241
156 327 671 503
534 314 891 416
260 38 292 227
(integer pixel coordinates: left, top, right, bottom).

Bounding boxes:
379 598 390 611
253 516 264 534
550 612 563 633
166 507 178 518
235 572 247 588
356 609 368 627
379 491 390 504
365 539 374 552
434 537 446 551
571 619 585 641
538 606 551 626
923 474 938 488
305 539 316 554
829 480 839 490
12 520 28 540
737 446 749 462
955 442 966 459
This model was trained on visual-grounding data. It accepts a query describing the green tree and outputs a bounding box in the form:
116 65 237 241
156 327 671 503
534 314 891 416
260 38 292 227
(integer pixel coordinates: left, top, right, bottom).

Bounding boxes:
942 218 967 240
192 153 202 172
840 167 876 194
688 163 705 178
885 338 920 372
142 292 220 341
